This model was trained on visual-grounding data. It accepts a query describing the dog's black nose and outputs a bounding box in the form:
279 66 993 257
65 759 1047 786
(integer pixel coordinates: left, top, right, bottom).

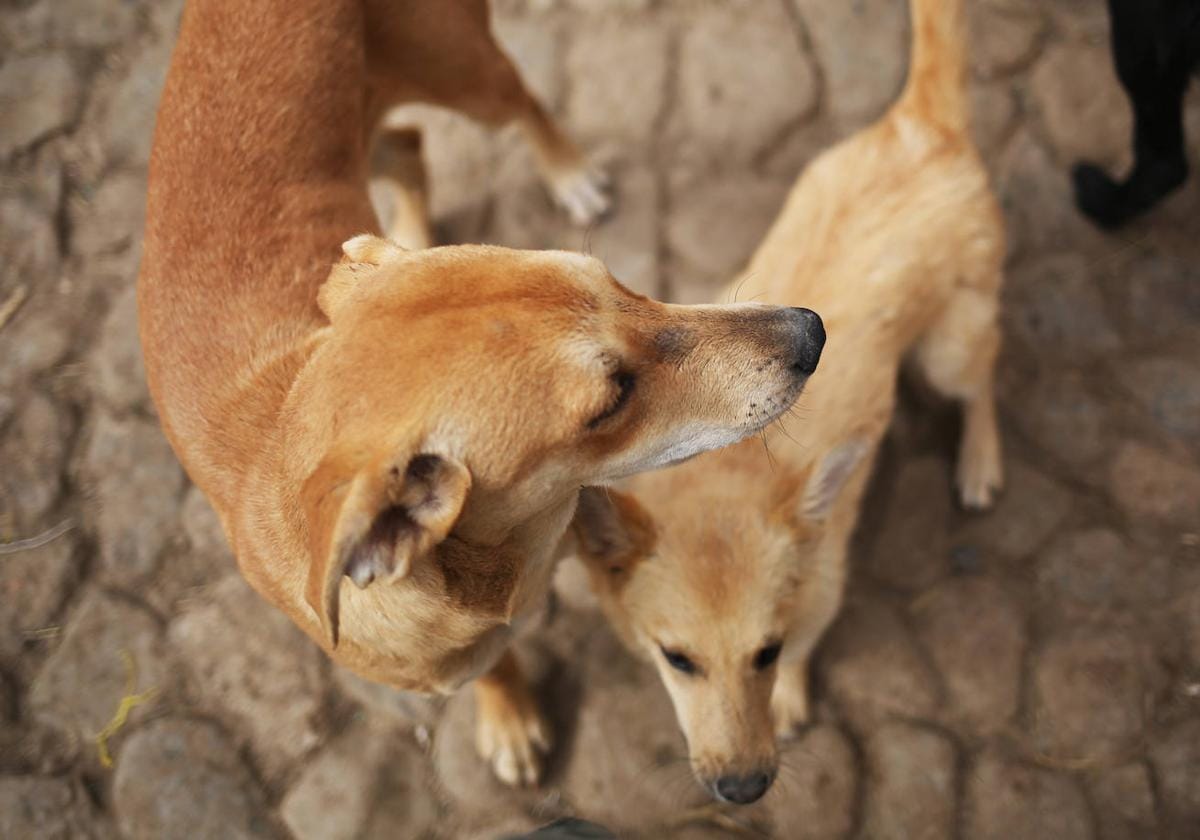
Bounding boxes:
786 307 825 376
714 771 773 805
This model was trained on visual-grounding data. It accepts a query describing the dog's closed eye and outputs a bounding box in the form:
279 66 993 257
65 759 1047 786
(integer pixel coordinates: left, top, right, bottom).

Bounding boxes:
753 641 782 671
660 646 699 676
586 369 637 429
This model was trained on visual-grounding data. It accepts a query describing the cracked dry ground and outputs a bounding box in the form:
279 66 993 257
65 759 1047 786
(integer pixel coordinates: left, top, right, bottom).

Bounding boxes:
2 0 1200 838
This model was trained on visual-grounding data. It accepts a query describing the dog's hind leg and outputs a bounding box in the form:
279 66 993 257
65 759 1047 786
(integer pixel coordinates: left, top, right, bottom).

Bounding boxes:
911 283 1004 511
473 650 552 787
370 128 435 250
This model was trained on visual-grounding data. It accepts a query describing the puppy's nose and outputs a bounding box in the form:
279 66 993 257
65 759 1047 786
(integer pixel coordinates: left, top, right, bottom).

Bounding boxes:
714 771 774 805
785 307 825 375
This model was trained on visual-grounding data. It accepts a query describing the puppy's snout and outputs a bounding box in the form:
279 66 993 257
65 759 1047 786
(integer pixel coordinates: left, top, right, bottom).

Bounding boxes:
783 307 825 375
713 771 775 805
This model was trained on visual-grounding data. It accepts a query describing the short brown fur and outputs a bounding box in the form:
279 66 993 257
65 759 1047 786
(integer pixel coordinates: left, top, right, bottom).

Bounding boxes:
573 0 1004 803
138 0 824 786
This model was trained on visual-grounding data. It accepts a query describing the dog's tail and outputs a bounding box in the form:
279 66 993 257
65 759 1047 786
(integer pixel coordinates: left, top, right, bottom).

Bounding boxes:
896 0 970 135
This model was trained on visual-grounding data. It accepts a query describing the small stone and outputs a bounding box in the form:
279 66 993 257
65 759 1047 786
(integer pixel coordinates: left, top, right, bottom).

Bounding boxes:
71 171 147 258
83 412 185 582
0 390 71 532
1005 253 1121 360
792 0 907 131
818 599 940 731
0 776 106 840
282 720 437 840
969 81 1019 160
968 0 1046 79
1031 628 1148 762
1087 763 1159 840
1150 718 1200 831
565 18 667 144
963 749 1093 840
113 718 275 840
1037 528 1171 614
1108 440 1200 528
0 52 81 155
557 643 709 828
955 461 1072 560
865 456 955 591
1044 0 1112 44
29 590 168 744
1032 42 1131 170
169 574 325 781
1116 356 1200 448
995 129 1100 259
0 301 75 390
761 724 858 839
355 732 441 840
1012 369 1111 471
0 154 62 289
677 4 817 161
0 527 78 661
665 172 789 303
90 283 150 413
96 36 174 169
911 577 1026 737
1108 250 1200 344
333 665 442 730
861 722 957 840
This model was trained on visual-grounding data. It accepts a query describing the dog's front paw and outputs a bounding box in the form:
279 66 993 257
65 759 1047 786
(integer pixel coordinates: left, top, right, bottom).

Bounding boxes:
957 437 1003 512
771 671 810 740
475 693 552 787
547 164 611 227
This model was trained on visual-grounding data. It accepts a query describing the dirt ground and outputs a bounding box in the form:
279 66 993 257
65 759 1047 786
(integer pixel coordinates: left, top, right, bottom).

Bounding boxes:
2 0 1200 837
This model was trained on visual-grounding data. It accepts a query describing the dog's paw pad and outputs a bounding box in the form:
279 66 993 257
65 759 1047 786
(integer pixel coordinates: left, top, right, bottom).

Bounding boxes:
548 165 612 227
476 701 552 787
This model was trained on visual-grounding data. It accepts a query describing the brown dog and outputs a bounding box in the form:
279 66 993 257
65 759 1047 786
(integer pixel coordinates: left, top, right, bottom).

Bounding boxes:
573 0 1003 804
137 0 826 786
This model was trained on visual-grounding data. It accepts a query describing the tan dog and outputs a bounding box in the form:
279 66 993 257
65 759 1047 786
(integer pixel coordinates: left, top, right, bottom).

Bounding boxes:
137 0 826 787
572 0 1003 804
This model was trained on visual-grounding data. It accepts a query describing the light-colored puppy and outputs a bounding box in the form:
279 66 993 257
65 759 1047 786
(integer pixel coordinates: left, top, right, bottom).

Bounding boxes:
572 0 1003 804
138 0 826 787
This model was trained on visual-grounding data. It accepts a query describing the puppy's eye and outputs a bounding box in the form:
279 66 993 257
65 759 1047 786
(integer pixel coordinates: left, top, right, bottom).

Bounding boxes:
753 642 782 671
661 646 698 676
586 370 637 429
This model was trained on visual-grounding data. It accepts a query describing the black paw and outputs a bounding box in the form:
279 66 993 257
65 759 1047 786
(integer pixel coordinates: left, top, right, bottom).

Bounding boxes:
1072 162 1129 230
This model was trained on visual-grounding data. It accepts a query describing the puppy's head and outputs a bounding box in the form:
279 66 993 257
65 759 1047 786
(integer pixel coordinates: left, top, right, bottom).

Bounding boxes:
572 441 866 804
294 236 825 646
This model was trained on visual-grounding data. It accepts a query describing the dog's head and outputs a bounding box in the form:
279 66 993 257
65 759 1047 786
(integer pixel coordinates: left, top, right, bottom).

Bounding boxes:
290 236 825 647
572 439 866 804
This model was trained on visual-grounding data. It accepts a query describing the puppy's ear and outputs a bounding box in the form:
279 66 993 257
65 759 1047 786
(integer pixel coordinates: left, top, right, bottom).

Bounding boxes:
301 449 470 646
572 487 656 575
317 234 409 320
801 440 870 521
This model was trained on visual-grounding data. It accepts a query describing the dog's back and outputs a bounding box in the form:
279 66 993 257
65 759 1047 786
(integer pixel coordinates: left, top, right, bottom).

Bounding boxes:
740 0 1002 390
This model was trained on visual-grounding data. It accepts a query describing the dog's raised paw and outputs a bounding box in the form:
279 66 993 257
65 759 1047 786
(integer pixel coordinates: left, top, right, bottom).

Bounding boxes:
475 696 552 787
548 165 611 227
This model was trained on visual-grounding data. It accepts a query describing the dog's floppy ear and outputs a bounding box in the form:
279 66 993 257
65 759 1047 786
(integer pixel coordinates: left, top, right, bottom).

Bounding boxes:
301 449 471 646
318 234 409 320
572 487 656 575
801 440 869 521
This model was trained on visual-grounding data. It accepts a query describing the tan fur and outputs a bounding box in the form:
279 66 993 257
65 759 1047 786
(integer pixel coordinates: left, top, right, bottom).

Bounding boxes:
138 0 825 787
573 0 1004 803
